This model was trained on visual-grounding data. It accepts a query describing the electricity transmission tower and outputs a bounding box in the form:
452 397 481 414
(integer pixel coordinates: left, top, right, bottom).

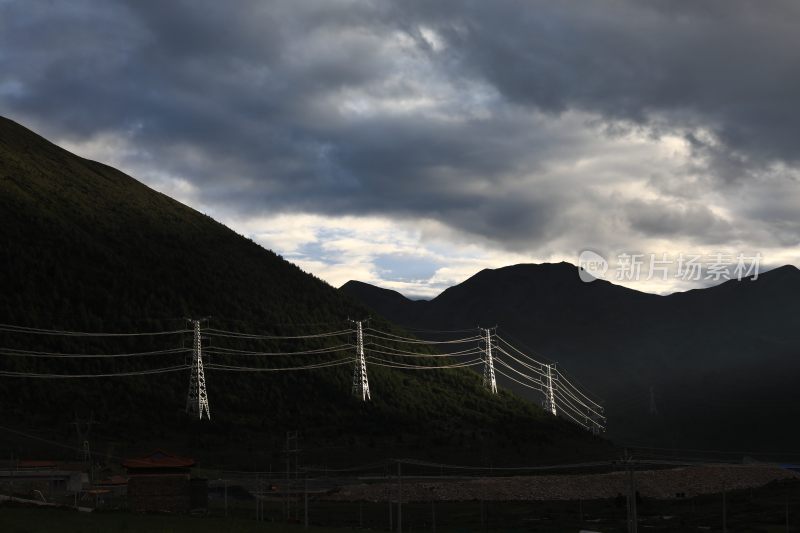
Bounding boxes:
285 431 300 521
186 319 211 420
351 320 371 401
72 412 98 481
71 412 97 455
481 327 497 394
545 364 557 416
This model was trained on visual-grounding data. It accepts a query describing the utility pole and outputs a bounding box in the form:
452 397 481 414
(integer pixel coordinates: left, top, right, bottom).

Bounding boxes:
82 440 92 482
722 481 727 533
72 412 98 481
786 492 790 533
628 466 638 533
481 328 497 394
285 431 300 521
351 320 371 401
72 412 98 459
625 452 638 533
255 474 261 521
545 364 557 416
397 461 402 533
286 434 291 521
304 475 309 529
186 319 211 420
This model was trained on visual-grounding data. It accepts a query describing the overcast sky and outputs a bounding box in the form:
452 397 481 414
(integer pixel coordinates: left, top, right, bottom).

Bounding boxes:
2 0 799 297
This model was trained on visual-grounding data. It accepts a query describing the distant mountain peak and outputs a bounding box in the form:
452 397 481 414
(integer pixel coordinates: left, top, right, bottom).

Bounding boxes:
763 263 800 276
340 280 411 300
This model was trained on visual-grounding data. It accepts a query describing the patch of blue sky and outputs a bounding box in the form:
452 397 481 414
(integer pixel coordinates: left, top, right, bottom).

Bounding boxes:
373 253 442 283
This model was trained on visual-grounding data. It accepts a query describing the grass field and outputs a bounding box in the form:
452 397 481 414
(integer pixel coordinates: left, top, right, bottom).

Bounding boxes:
0 506 345 533
3 476 800 532
4 478 800 533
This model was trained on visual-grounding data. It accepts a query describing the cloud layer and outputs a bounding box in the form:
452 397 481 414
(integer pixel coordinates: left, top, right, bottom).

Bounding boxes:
2 0 799 295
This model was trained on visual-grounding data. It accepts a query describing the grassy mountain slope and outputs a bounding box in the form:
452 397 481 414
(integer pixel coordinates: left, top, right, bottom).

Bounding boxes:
342 262 800 453
0 116 608 467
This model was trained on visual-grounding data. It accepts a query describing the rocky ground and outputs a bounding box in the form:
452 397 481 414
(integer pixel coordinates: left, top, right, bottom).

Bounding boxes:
325 465 799 502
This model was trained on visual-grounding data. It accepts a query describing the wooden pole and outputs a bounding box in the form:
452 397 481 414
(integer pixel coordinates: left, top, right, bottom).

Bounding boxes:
627 462 638 533
398 461 403 533
304 476 309 529
722 482 727 533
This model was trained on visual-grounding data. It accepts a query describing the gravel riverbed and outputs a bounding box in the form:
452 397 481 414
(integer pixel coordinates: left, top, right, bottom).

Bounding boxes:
324 465 798 502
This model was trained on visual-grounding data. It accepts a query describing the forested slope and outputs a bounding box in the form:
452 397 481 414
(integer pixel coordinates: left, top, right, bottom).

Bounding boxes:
0 116 608 467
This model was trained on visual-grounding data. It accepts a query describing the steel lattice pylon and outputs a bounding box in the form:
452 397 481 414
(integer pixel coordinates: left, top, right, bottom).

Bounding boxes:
351 320 371 401
482 328 497 394
186 319 211 420
545 363 557 416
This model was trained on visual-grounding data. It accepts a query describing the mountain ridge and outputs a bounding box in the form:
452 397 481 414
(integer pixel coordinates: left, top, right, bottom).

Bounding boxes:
342 260 800 451
343 261 800 304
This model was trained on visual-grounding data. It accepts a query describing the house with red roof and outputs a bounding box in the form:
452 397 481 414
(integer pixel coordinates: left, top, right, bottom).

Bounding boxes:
123 450 206 513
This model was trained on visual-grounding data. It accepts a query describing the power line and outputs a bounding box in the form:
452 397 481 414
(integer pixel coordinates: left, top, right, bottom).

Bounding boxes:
207 359 355 372
0 320 605 431
364 328 482 345
205 344 353 357
494 345 548 379
0 365 189 378
393 326 480 335
495 357 544 386
495 329 557 365
0 323 190 337
494 367 543 392
556 369 604 410
495 336 605 430
366 356 483 370
205 328 353 340
0 347 190 359
364 343 483 358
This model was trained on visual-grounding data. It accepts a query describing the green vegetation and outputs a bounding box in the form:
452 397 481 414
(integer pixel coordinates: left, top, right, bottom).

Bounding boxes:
0 116 608 467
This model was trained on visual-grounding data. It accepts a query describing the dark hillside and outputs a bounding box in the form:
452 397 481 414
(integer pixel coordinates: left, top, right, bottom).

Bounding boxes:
342 262 800 453
0 116 608 467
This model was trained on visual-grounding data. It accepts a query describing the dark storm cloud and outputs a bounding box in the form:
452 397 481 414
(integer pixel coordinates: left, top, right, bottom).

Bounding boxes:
624 199 731 242
396 0 800 168
1 0 799 251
